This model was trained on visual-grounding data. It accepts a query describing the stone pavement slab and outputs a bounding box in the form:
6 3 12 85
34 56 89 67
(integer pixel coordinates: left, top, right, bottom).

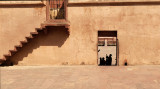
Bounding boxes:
0 65 160 89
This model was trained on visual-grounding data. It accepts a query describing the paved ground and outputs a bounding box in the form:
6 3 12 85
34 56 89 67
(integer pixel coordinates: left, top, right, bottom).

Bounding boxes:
0 65 160 89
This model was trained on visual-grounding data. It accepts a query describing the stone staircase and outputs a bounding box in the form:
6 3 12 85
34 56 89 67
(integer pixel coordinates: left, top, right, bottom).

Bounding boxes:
0 27 45 66
0 21 70 66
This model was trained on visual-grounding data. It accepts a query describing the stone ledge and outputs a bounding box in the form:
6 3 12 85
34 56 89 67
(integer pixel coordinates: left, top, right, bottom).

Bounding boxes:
69 0 160 3
41 20 70 29
68 0 160 6
0 1 46 6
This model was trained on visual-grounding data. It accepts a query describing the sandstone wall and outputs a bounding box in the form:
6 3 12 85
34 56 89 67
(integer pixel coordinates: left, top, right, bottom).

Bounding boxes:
1 0 160 65
68 5 160 65
0 1 46 60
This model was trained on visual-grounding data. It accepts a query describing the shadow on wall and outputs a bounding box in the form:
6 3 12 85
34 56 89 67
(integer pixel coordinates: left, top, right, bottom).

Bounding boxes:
4 26 69 66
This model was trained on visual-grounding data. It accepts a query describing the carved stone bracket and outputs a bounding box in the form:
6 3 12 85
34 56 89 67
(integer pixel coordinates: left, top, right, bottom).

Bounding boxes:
41 20 70 34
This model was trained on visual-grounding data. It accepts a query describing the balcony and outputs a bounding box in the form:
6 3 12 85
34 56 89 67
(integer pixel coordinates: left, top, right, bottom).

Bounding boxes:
42 0 69 29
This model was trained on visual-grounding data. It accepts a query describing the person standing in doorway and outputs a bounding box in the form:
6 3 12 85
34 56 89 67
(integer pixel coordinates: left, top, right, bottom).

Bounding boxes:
106 54 109 65
109 54 112 65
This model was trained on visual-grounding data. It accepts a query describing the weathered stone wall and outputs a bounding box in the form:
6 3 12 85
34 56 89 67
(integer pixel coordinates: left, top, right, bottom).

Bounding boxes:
0 1 46 60
68 5 160 65
1 0 160 66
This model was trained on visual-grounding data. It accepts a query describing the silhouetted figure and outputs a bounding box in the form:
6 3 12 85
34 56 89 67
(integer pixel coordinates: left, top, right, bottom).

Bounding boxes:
108 54 112 65
100 57 105 65
102 57 105 65
100 57 102 65
106 54 110 65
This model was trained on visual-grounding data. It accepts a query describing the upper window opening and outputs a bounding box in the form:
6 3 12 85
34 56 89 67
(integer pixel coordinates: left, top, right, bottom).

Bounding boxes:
49 0 65 19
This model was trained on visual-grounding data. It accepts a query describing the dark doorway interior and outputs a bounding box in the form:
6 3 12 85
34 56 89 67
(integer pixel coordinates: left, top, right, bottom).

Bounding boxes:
98 31 118 66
